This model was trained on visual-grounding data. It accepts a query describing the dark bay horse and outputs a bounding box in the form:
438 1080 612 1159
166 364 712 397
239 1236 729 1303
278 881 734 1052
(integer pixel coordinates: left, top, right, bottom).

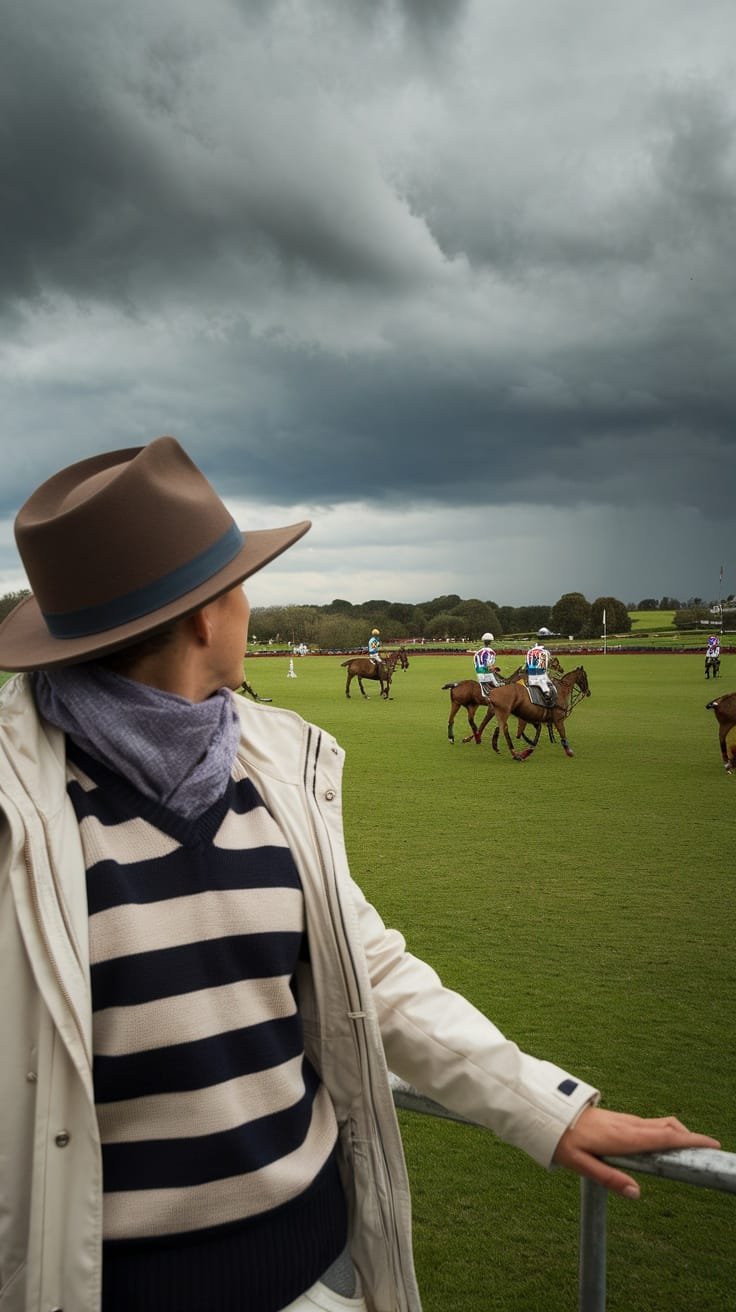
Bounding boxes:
474 665 591 759
444 657 563 744
706 691 736 771
342 648 409 699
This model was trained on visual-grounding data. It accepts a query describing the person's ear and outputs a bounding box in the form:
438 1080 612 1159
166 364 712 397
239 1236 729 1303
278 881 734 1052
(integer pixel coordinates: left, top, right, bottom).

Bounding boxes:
190 606 214 646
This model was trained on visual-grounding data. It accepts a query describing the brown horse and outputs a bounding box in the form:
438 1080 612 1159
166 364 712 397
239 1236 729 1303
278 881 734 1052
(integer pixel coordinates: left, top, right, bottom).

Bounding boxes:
706 691 736 771
443 657 563 744
474 665 591 759
342 648 409 699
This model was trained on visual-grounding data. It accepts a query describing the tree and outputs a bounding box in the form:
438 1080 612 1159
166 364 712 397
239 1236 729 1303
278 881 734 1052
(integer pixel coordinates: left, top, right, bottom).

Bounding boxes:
590 597 631 635
385 600 419 627
449 599 501 638
313 616 365 651
673 608 709 630
426 611 465 640
637 598 658 610
418 594 462 620
0 589 30 623
506 605 551 635
550 592 591 638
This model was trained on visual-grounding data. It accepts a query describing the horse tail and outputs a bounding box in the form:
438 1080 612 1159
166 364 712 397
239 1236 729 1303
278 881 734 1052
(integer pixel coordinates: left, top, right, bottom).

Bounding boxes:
706 699 719 709
340 659 351 668
441 682 458 690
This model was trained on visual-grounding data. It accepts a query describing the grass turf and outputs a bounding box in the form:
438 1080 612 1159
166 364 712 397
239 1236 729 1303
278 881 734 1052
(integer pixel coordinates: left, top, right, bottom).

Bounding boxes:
251 650 735 1311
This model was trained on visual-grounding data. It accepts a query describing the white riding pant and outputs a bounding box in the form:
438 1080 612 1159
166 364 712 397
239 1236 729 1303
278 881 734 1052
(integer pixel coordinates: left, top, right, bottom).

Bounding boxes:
527 673 552 693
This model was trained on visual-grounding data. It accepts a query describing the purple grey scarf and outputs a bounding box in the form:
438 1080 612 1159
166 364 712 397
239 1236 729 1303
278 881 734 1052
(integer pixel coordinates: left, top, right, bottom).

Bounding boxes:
33 665 241 817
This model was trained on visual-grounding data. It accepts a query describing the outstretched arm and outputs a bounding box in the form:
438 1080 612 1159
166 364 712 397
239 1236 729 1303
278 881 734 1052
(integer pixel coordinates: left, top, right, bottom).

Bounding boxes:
553 1106 721 1199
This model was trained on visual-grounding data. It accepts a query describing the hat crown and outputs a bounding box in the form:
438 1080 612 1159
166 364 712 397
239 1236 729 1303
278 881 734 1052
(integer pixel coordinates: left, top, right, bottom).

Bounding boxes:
15 437 235 623
0 435 310 671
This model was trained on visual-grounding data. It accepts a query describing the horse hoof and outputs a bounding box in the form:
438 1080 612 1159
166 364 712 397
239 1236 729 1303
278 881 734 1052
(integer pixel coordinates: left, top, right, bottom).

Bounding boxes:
564 748 575 757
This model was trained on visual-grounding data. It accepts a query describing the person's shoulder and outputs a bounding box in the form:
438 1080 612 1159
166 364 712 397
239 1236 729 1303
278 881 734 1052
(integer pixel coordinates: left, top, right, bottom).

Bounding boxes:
231 691 344 782
231 689 339 748
0 672 40 733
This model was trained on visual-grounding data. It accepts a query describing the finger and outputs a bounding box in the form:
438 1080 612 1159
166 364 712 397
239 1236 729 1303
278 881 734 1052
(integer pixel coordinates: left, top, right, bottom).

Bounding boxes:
566 1150 641 1199
623 1123 721 1151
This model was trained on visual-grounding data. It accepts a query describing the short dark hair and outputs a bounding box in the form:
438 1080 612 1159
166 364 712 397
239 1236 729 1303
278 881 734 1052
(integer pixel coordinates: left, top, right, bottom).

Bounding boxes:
92 622 180 676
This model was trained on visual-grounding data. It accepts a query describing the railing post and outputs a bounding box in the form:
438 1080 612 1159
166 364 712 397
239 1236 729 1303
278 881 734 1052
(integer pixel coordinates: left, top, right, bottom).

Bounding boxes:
579 1177 608 1312
389 1079 736 1308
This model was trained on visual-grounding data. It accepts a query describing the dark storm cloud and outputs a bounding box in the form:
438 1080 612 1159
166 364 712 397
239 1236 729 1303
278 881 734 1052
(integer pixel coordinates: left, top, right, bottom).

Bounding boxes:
1 0 735 601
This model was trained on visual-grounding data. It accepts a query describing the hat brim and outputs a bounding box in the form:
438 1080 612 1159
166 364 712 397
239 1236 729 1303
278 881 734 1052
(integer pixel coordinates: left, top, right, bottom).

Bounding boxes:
0 520 310 672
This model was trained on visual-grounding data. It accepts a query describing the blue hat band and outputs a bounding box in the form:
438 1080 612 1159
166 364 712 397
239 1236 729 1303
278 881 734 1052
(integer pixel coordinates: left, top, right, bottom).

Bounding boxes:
43 522 244 639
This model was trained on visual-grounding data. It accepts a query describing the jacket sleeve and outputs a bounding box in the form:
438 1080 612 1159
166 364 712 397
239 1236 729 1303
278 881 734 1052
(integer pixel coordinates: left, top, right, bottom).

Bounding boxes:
350 876 599 1168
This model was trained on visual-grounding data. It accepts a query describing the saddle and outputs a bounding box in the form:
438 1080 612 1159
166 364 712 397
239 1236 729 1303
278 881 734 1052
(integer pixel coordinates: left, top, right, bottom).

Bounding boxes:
525 683 557 709
476 675 501 701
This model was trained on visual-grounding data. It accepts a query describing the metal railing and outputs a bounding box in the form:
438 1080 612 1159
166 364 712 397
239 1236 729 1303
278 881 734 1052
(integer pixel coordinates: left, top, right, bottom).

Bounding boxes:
390 1075 736 1310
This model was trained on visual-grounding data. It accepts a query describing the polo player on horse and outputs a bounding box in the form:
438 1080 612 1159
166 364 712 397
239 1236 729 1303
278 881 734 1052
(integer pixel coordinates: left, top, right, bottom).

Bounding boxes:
473 633 502 701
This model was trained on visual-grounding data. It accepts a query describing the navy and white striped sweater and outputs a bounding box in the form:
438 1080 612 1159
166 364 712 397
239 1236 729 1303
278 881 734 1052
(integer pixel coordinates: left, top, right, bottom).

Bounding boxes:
65 739 346 1312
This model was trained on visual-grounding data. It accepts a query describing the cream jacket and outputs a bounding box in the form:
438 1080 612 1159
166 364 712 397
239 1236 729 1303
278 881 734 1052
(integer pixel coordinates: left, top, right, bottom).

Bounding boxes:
0 676 597 1312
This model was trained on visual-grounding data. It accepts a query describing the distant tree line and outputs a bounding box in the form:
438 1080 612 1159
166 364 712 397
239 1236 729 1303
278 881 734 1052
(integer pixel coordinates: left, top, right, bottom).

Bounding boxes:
1 586 727 652
249 591 637 646
632 596 710 610
0 590 30 623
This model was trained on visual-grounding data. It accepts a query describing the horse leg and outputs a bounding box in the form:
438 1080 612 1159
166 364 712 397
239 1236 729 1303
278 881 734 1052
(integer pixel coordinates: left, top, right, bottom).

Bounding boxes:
523 722 543 757
496 710 524 759
358 676 368 699
345 671 352 698
462 703 489 744
516 717 537 747
555 714 574 757
468 706 493 744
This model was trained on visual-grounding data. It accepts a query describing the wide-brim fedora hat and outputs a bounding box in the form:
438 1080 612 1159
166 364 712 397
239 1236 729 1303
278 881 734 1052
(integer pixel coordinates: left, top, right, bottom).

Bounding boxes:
0 436 311 671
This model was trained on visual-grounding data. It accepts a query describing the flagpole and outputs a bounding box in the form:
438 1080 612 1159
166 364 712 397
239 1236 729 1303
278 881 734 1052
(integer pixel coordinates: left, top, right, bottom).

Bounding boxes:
602 608 607 654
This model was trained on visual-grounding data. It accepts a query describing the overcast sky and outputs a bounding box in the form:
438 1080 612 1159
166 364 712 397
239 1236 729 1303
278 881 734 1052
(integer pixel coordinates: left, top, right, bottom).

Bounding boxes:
2 0 734 610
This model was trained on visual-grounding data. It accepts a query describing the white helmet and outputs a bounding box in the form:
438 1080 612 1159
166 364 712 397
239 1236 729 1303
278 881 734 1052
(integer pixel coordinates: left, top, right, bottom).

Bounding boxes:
482 632 494 643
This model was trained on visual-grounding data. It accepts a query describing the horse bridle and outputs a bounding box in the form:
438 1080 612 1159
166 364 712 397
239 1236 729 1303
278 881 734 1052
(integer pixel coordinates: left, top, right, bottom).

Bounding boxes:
553 670 588 717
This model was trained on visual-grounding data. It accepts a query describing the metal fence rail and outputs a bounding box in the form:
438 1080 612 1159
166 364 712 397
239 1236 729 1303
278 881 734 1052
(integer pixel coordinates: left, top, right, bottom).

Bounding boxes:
390 1075 736 1310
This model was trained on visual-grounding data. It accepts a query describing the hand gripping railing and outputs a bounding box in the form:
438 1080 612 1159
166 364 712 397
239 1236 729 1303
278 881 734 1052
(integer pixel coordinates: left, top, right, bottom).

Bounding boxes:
389 1076 736 1311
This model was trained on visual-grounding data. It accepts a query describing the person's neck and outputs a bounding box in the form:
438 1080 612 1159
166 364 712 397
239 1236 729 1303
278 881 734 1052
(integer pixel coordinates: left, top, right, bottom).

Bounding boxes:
122 650 217 703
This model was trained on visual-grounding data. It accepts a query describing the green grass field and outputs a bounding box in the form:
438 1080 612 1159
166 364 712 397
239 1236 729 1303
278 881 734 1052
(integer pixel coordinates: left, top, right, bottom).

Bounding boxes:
629 609 676 630
2 653 734 1309
249 651 735 1311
